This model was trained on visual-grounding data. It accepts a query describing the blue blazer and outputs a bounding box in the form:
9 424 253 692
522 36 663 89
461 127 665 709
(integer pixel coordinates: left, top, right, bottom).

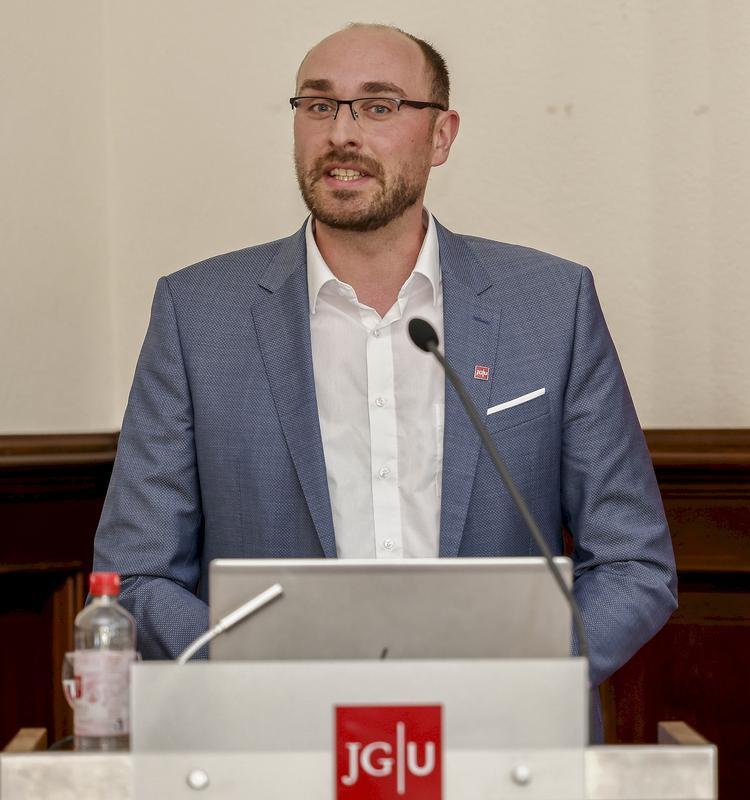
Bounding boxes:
94 220 677 685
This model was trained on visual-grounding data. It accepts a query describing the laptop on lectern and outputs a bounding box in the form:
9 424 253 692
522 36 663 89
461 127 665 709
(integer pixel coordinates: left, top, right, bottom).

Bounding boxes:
208 557 573 661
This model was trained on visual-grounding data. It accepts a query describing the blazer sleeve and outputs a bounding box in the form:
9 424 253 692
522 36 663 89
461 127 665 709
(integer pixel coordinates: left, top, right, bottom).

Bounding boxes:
560 267 677 687
93 276 209 660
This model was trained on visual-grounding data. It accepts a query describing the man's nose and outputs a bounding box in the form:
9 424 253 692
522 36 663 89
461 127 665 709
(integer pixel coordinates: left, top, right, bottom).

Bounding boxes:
328 104 363 148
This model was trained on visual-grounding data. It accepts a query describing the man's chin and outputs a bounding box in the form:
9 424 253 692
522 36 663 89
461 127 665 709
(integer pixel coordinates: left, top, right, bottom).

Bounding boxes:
307 196 390 233
328 221 388 233
314 210 392 233
300 177 423 233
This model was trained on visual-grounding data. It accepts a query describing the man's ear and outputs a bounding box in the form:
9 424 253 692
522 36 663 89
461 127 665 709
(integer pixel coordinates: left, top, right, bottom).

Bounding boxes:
431 110 460 168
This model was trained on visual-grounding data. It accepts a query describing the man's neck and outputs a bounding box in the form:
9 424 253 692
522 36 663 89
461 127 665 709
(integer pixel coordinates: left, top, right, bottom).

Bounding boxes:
312 205 427 317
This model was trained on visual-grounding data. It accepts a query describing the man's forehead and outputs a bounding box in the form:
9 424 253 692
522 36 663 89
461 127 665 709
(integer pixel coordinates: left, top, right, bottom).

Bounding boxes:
298 77 409 96
296 27 428 96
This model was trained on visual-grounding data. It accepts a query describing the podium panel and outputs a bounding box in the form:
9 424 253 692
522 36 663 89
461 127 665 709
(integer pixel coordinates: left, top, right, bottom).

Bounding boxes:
131 659 589 752
130 658 587 797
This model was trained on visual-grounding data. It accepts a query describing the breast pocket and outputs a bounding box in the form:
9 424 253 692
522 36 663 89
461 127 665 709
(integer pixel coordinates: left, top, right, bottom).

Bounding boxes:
485 388 550 433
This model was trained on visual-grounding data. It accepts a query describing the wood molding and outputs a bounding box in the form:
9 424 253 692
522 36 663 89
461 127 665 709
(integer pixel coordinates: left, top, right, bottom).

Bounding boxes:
644 428 750 472
0 433 119 501
657 720 711 746
3 728 48 753
0 433 119 468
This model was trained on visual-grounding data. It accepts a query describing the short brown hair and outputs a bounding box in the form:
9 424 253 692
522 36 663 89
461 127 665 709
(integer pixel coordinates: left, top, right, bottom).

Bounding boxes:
347 24 450 108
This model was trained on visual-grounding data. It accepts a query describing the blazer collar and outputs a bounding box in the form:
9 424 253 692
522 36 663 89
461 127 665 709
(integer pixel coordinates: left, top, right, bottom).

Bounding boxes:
257 222 308 294
250 225 337 557
434 220 502 556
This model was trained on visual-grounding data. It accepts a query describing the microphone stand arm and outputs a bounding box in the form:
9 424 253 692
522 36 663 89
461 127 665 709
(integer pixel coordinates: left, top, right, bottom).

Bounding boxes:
429 342 590 667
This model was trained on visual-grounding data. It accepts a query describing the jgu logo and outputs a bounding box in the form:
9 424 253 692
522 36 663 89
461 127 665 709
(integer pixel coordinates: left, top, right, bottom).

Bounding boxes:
335 705 442 799
341 722 436 787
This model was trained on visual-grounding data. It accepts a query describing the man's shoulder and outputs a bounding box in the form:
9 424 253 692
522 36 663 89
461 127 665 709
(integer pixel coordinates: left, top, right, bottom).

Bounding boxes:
161 227 305 299
446 228 590 289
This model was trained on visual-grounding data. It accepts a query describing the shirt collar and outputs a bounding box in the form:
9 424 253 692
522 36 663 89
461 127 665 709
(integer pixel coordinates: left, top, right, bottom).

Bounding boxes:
306 209 441 314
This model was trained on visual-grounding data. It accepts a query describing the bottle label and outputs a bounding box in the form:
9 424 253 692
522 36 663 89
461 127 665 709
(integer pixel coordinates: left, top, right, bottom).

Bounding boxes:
73 649 135 737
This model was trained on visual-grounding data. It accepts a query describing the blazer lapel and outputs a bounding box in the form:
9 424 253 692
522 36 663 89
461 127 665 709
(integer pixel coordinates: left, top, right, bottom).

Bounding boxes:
250 225 337 557
436 222 501 556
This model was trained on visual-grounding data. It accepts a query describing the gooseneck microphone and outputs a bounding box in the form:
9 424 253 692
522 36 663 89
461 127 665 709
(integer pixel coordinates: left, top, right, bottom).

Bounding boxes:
176 583 284 665
408 317 590 667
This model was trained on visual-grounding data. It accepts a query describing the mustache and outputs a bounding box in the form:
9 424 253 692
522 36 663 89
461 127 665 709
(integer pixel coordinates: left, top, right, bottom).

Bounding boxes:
309 149 384 182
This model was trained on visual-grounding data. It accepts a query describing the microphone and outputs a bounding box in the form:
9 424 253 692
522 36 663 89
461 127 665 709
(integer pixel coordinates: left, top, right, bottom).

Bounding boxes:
176 583 284 664
408 318 439 352
407 317 590 667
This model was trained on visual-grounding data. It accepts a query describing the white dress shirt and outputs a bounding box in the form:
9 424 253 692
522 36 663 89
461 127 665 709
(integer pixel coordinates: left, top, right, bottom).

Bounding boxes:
307 212 445 558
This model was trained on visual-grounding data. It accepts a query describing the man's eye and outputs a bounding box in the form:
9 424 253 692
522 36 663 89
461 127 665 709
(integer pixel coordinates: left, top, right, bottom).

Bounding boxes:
361 100 397 116
310 102 333 114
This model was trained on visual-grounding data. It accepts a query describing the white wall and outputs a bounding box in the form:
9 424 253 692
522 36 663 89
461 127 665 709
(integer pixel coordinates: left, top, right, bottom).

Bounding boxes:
2 0 749 432
0 0 113 432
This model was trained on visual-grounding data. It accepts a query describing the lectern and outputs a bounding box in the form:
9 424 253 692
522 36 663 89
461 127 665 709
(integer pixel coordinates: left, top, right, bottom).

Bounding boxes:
0 558 716 799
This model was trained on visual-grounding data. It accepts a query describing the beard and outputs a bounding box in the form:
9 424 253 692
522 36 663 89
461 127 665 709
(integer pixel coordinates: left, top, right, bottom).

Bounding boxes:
295 148 428 232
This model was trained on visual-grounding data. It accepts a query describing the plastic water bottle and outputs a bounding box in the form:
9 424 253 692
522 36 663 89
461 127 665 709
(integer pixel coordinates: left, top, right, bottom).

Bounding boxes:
72 572 137 751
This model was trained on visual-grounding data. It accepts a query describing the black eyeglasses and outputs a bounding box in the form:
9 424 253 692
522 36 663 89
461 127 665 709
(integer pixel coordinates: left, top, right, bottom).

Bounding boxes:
289 96 447 125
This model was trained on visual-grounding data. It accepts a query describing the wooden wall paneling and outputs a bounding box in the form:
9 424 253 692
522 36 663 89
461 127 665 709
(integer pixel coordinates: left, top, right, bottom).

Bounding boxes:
49 572 85 742
0 434 116 748
601 429 750 800
0 430 747 797
0 571 67 748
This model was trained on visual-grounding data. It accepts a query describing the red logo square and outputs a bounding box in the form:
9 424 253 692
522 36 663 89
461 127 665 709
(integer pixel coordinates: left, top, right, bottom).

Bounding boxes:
335 705 442 799
474 365 490 381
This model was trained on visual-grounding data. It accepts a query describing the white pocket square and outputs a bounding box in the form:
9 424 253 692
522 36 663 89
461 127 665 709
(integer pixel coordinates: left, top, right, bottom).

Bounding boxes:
487 388 546 416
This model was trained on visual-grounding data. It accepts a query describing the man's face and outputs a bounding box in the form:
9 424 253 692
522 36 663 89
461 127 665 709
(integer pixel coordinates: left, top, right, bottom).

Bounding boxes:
293 28 440 232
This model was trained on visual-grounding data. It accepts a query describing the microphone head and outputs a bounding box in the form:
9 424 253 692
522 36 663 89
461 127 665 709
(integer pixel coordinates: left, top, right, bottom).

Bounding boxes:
408 318 440 352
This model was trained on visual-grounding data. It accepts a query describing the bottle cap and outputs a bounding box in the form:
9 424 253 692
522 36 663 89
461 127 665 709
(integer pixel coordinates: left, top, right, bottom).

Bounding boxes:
89 572 121 597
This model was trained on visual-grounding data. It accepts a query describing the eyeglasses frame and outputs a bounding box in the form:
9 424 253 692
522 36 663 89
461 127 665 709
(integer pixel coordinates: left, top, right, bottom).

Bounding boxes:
289 96 448 122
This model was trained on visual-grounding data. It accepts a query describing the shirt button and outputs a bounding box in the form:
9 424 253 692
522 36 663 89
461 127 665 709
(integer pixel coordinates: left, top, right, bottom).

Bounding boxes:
372 329 381 337
383 539 394 551
375 397 386 407
378 466 390 479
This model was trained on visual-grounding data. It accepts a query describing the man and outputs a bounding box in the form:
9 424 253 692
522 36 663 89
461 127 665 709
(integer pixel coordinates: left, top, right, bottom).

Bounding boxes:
94 25 677 695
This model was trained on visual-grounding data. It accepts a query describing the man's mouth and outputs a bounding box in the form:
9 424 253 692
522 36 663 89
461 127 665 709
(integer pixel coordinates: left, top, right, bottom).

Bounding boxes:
328 167 369 182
